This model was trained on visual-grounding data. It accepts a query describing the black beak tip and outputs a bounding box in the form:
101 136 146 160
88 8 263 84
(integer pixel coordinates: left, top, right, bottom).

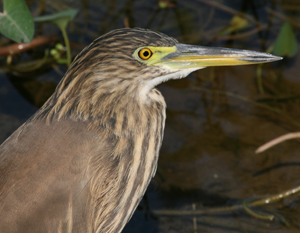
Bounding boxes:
240 54 283 63
269 54 283 62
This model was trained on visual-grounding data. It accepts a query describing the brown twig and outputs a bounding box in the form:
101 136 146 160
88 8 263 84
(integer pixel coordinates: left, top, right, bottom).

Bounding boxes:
215 24 268 41
281 5 300 11
0 36 58 56
153 185 300 217
256 132 300 153
197 0 258 25
266 7 300 30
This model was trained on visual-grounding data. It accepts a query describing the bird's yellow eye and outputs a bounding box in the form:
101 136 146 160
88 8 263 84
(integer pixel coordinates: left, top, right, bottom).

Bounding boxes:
138 48 153 60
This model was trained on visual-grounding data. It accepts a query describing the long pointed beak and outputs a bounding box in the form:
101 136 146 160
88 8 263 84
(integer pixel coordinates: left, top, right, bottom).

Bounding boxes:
158 43 282 69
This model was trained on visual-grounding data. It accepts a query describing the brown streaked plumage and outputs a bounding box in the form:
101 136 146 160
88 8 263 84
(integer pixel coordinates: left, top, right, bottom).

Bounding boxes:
0 28 281 233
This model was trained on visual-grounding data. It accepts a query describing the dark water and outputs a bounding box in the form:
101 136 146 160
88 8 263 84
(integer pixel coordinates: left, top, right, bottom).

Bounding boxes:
1 0 300 232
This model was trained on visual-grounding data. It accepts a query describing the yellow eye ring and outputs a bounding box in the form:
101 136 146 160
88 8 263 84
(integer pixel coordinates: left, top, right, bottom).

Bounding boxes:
138 48 152 60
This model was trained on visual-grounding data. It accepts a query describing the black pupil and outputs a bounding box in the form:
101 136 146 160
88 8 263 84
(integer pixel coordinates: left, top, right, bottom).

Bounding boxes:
143 50 149 57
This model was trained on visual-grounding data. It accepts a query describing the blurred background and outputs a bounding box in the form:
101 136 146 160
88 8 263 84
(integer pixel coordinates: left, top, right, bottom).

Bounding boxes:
0 0 300 232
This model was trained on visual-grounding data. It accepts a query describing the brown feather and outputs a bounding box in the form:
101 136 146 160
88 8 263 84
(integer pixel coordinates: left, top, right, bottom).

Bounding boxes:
0 28 174 232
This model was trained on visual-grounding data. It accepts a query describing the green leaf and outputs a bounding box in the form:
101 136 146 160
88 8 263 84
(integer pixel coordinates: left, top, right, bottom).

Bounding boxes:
219 15 250 36
159 2 167 9
34 9 78 30
0 0 34 43
34 9 78 66
273 22 298 58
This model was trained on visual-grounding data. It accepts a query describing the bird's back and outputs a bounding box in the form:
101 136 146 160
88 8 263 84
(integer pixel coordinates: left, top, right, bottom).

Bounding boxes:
0 119 99 232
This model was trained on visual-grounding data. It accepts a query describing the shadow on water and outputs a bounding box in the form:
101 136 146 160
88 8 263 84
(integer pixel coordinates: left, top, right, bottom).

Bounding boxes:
1 0 300 232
